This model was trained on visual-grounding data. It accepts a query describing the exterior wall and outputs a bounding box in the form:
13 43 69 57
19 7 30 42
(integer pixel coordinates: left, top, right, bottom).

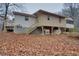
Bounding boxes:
14 26 26 33
66 24 74 28
37 13 66 27
14 15 37 33
14 15 36 27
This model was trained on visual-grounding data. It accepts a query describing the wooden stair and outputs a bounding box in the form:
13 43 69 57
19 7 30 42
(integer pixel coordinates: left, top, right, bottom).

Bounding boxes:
25 23 37 34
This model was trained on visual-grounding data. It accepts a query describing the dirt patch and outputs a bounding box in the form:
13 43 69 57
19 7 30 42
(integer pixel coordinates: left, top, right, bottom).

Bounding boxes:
0 32 79 56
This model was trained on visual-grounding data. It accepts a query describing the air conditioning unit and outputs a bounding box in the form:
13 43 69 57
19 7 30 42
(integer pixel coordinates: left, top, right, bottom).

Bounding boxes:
44 29 50 35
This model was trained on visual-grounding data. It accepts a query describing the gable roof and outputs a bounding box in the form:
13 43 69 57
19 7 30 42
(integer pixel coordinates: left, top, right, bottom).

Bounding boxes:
13 11 36 17
34 9 66 18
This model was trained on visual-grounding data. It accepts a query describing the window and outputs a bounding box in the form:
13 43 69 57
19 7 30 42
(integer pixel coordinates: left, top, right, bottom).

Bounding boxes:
25 16 29 21
13 18 15 21
66 20 74 24
48 16 50 20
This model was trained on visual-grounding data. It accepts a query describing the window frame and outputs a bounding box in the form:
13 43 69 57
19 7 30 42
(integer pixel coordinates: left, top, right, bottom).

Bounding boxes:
25 16 29 21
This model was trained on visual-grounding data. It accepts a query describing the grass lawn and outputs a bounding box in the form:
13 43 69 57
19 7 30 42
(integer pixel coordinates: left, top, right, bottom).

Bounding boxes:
0 32 79 56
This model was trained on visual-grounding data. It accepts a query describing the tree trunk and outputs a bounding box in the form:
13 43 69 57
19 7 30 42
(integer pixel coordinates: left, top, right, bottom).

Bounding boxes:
3 3 9 32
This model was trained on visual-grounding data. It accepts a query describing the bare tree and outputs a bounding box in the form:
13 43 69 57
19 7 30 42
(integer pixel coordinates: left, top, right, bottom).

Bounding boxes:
0 3 25 31
62 3 79 31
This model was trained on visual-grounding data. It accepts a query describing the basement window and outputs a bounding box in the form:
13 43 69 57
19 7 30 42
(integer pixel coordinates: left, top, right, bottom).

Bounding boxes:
25 16 29 21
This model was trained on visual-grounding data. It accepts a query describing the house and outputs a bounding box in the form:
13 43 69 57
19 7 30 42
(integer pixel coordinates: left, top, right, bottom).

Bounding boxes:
5 9 74 35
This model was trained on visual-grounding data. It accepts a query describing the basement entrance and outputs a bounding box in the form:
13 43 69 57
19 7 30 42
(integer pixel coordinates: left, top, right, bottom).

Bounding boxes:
7 29 14 32
6 26 14 32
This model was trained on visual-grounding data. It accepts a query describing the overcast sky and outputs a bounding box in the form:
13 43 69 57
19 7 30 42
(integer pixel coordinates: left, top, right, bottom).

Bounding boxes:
23 3 64 14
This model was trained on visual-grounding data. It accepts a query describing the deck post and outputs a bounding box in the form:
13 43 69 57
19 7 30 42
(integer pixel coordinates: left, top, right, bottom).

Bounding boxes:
3 26 7 32
64 28 66 33
41 26 44 35
3 21 7 32
51 27 54 35
58 27 61 34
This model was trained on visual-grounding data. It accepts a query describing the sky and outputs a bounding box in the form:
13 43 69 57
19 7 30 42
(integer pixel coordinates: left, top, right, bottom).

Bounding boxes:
23 3 64 14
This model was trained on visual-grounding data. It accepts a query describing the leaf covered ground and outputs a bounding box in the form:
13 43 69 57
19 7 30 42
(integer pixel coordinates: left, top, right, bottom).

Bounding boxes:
0 32 79 56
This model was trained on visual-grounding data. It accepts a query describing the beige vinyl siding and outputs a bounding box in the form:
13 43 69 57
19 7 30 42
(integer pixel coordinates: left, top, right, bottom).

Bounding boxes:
37 13 66 27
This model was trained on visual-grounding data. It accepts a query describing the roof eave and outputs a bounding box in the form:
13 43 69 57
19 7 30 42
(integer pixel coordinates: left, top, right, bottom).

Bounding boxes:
33 9 66 18
13 11 36 18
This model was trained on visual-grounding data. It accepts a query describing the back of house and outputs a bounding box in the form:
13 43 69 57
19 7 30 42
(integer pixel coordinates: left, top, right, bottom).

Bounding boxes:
4 9 74 35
